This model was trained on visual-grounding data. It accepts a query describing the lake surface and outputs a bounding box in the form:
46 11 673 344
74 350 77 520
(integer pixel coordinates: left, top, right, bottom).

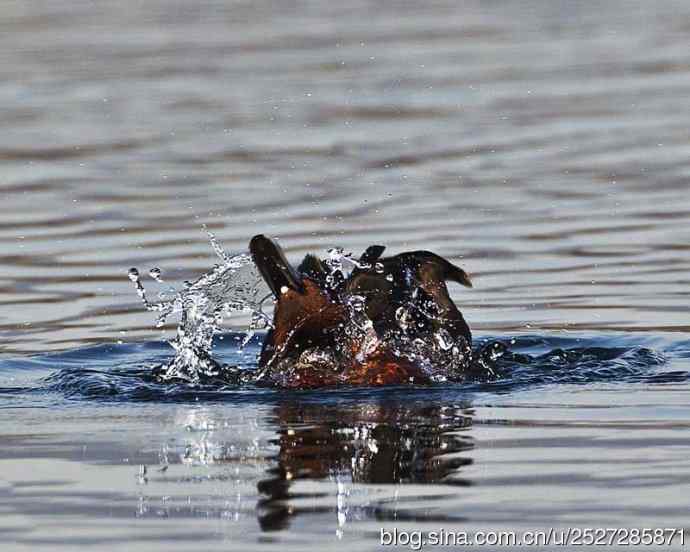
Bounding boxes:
2 1 690 550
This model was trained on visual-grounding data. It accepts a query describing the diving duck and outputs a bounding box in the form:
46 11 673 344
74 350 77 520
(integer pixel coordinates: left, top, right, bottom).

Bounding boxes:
250 234 474 388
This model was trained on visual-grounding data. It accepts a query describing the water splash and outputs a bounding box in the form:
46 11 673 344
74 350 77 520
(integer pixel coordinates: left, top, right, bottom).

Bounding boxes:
128 229 269 383
120 242 666 390
125 238 508 387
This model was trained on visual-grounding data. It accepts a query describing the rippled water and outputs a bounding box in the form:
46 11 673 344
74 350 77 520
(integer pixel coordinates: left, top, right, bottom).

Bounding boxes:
2 1 690 550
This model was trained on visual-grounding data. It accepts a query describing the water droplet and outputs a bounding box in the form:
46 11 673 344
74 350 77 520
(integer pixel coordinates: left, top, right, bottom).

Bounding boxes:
129 230 263 383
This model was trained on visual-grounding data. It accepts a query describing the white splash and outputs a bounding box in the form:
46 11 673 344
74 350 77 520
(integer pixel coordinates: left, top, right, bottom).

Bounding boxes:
129 229 269 383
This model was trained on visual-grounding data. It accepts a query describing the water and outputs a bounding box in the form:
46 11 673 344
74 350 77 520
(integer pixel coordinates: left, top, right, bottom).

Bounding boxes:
127 230 268 383
2 1 690 550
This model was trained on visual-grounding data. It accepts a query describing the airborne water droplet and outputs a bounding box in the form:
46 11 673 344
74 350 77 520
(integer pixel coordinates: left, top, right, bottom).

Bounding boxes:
128 229 266 384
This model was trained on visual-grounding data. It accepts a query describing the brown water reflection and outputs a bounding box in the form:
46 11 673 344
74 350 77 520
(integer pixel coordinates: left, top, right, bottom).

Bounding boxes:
256 402 473 531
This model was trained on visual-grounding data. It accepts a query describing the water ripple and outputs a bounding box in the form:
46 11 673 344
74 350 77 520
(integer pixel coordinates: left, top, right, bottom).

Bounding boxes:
0 334 676 405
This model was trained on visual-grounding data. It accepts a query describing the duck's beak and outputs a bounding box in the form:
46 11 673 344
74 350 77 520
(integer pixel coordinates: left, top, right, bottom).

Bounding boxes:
250 234 305 298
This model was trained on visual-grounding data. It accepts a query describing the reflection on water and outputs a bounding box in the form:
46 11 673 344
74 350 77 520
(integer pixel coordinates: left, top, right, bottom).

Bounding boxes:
5 384 690 550
256 402 473 532
122 401 474 534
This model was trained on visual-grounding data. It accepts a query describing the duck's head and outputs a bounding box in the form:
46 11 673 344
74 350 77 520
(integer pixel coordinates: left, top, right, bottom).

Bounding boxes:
249 234 473 388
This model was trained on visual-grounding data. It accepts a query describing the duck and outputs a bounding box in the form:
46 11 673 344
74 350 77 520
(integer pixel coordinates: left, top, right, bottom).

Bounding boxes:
249 234 473 388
